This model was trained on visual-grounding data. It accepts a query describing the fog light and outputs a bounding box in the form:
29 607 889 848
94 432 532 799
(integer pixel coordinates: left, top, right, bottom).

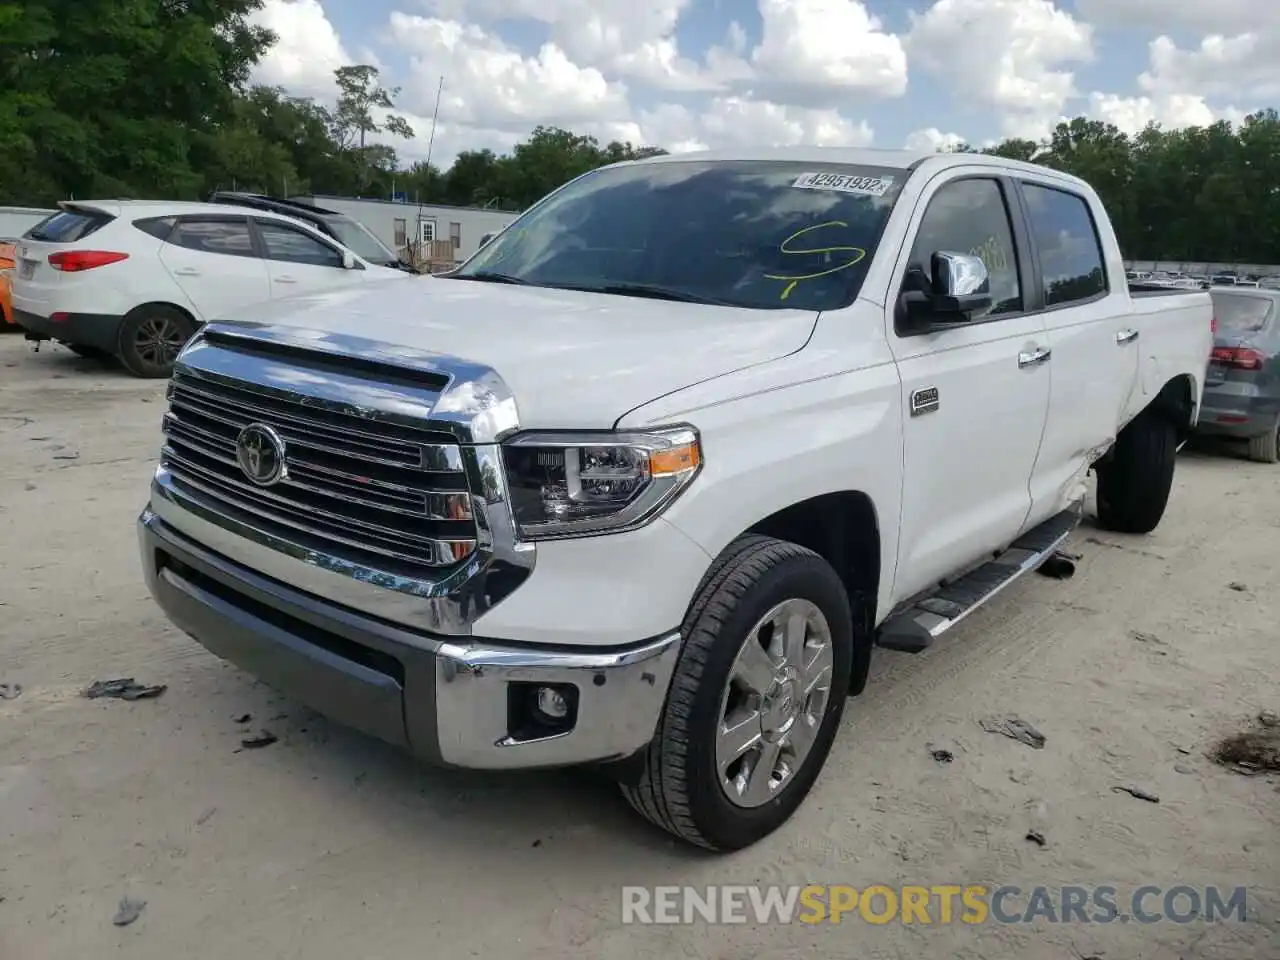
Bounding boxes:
534 685 570 720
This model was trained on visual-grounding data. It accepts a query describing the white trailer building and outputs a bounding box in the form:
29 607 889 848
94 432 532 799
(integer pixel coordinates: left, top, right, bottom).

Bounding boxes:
293 196 518 263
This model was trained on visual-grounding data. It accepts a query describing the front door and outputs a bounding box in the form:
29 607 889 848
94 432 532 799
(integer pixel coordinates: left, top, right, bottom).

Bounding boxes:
886 173 1051 601
252 218 362 298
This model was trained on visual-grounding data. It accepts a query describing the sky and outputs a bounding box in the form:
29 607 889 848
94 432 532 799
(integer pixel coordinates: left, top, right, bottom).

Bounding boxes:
247 0 1278 170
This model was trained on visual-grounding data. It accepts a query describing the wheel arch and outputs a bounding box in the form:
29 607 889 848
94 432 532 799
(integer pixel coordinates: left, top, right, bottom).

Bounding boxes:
1150 373 1198 440
741 490 880 695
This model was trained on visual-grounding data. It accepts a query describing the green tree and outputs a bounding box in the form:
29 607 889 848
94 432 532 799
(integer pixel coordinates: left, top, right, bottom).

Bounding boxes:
0 0 275 205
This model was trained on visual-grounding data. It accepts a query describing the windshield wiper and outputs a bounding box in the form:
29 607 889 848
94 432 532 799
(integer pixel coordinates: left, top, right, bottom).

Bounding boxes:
562 282 731 306
455 270 534 285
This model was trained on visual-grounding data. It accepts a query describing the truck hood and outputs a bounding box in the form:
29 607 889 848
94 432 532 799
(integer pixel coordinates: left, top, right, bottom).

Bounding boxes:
215 277 818 428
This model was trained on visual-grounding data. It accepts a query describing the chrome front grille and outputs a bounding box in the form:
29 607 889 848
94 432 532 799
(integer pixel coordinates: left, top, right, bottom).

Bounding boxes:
161 372 477 571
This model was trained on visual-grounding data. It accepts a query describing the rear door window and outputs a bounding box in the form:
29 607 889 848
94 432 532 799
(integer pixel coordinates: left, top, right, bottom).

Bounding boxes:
24 208 115 243
1020 183 1108 306
170 218 256 258
1211 293 1274 334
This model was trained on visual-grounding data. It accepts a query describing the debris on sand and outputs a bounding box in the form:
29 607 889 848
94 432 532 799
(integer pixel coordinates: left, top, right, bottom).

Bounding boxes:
233 713 252 724
112 896 146 926
238 731 278 750
1025 830 1047 847
979 715 1046 749
1227 581 1248 592
84 679 167 701
0 682 22 700
1212 717 1280 776
929 748 954 764
1112 785 1160 803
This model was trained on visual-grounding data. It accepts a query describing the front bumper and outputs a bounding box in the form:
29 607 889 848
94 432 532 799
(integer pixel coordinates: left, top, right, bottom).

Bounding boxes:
140 509 681 769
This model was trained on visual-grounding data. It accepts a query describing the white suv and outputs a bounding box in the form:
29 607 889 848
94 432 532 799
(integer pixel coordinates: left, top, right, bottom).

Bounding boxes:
12 200 412 377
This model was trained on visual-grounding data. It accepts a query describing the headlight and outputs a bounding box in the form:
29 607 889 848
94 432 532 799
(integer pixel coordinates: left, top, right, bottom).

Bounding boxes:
502 426 702 539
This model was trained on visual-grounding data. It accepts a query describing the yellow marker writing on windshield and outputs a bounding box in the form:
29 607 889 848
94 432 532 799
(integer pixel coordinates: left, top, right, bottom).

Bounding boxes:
765 221 866 301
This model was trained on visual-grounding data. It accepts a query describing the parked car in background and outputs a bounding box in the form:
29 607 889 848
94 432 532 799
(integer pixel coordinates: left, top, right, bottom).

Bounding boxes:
1196 287 1280 462
207 192 415 273
137 148 1211 851
12 200 411 377
0 240 15 328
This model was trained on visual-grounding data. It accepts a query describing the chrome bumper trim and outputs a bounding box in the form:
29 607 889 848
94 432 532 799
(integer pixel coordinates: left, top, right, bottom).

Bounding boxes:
434 632 681 768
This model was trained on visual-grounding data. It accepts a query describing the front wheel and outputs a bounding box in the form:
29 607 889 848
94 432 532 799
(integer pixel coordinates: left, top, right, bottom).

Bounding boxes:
1095 408 1177 534
620 535 853 851
116 306 196 378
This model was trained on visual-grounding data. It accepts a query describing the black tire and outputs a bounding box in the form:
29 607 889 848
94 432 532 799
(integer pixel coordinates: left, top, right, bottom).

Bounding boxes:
619 534 853 851
116 306 196 378
1246 416 1280 464
60 342 109 360
1095 408 1177 534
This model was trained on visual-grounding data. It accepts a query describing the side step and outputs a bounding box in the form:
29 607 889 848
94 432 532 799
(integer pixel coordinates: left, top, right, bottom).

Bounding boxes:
876 506 1082 654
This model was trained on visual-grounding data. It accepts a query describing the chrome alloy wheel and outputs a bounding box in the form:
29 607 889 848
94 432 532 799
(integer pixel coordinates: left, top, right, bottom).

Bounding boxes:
715 597 835 808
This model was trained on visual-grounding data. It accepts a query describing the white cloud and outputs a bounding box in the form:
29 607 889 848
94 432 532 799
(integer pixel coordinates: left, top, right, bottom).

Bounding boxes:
247 0 350 99
904 127 966 152
1086 92 1248 136
906 0 1093 140
1138 34 1280 103
746 0 908 104
1072 0 1280 36
639 98 875 152
390 14 632 131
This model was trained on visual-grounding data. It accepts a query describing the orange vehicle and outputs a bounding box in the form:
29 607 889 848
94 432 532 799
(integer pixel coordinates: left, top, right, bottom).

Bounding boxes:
0 240 15 328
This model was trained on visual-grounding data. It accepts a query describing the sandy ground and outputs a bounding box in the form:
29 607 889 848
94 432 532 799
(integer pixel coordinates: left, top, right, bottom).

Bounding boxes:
0 333 1277 960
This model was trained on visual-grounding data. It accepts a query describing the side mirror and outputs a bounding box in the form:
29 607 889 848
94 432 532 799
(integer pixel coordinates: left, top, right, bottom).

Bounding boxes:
341 250 358 270
900 250 992 331
478 232 494 248
930 251 992 313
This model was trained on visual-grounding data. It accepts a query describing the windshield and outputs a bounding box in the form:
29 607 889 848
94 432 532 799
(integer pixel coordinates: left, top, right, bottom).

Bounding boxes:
328 218 399 265
452 160 905 311
1211 292 1274 333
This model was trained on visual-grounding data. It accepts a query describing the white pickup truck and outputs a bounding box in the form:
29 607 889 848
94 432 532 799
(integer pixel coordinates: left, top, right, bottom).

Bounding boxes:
138 148 1212 851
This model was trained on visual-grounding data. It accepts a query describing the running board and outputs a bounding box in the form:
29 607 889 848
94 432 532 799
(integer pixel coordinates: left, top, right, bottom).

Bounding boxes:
875 506 1082 654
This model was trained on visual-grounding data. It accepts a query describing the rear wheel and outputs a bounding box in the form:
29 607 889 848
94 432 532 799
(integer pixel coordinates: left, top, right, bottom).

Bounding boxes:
1246 416 1280 464
619 535 853 851
116 306 195 378
1095 408 1177 534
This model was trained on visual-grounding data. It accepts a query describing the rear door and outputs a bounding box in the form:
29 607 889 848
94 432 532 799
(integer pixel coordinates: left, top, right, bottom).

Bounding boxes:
157 216 271 321
250 217 364 297
1017 178 1138 525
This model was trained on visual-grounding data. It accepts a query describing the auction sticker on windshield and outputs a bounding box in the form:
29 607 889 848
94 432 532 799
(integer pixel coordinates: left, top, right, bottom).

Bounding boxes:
792 172 894 196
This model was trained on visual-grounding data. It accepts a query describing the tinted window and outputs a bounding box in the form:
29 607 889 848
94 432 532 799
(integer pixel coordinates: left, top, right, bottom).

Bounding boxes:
1211 292 1274 334
257 221 344 267
1021 184 1107 306
24 209 114 243
907 178 1022 318
134 217 176 240
454 161 905 311
327 218 396 265
171 218 255 257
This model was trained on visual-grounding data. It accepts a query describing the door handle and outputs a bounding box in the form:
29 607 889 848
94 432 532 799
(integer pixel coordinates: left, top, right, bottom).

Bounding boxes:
1115 328 1139 344
275 276 297 283
1018 346 1052 367
173 267 200 276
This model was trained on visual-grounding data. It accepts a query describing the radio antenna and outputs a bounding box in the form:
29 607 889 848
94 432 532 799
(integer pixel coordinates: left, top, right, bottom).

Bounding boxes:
411 75 445 273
